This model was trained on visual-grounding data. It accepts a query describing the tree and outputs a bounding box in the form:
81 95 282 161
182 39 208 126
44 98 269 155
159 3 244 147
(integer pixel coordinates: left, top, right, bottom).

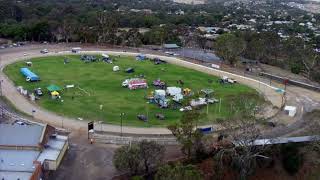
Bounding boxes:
139 140 165 174
284 37 319 77
214 98 269 180
281 143 304 175
123 28 143 47
168 110 203 159
155 163 202 180
195 32 207 50
97 11 118 44
113 144 141 175
215 33 246 65
304 110 320 164
113 141 165 175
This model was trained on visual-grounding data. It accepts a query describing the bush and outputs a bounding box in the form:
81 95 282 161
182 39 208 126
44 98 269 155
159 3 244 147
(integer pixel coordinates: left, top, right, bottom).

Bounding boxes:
310 70 320 83
113 141 165 175
290 64 302 74
155 163 202 180
281 143 304 175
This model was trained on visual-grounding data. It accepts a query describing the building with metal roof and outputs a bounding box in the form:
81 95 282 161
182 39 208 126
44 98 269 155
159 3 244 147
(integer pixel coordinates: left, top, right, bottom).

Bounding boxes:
0 150 41 180
0 123 68 180
0 124 44 148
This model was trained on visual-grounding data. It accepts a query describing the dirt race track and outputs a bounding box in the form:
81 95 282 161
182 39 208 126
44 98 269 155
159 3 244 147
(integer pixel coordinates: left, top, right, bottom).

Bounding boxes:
0 44 284 135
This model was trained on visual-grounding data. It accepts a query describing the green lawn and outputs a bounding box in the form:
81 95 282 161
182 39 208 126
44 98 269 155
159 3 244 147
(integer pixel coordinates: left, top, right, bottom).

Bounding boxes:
4 55 262 127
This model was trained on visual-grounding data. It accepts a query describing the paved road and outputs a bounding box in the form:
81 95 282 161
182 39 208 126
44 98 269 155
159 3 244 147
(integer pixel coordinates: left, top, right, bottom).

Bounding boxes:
0 44 301 135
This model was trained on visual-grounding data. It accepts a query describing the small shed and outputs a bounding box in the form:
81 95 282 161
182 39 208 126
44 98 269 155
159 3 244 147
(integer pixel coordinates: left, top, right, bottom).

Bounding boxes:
284 106 297 117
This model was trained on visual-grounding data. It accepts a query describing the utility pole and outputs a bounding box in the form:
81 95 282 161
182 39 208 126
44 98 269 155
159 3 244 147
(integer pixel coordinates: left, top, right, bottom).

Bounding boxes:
120 113 125 136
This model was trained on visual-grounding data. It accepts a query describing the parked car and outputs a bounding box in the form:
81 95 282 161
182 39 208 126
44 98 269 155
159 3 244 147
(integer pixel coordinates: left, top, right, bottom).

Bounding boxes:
137 114 148 122
165 51 174 56
40 49 49 54
155 113 165 120
34 88 43 96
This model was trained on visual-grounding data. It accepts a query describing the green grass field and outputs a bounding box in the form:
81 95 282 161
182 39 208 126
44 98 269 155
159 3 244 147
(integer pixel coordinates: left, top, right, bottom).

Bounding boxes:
4 55 262 127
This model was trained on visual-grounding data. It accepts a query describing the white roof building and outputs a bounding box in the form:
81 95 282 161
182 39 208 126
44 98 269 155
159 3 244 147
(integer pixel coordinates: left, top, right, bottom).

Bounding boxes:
284 106 297 117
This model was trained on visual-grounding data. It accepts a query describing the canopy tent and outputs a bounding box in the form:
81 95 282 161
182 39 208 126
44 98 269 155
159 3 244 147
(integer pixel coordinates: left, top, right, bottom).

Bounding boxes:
51 91 59 96
47 84 62 92
113 66 120 72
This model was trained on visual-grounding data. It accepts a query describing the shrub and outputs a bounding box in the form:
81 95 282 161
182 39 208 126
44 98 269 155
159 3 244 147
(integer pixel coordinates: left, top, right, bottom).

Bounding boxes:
155 163 202 180
281 143 304 175
113 141 165 175
290 64 302 74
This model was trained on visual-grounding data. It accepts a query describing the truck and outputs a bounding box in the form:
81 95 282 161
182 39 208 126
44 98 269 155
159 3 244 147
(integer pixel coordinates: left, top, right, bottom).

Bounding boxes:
221 76 237 84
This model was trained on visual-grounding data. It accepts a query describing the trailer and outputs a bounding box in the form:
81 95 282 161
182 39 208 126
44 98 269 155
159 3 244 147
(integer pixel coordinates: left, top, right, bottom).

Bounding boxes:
20 68 40 82
122 78 148 90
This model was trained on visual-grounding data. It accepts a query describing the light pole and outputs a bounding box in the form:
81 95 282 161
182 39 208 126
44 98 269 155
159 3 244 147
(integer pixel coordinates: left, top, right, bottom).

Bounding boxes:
120 113 125 136
99 104 103 131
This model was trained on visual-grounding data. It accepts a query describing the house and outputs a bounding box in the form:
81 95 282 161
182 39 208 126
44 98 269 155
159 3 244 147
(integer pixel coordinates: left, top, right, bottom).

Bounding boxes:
175 9 185 15
0 124 69 180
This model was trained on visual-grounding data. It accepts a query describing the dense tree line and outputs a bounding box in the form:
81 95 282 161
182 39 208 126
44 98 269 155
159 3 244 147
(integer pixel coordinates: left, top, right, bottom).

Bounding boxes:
0 0 225 43
215 31 320 82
